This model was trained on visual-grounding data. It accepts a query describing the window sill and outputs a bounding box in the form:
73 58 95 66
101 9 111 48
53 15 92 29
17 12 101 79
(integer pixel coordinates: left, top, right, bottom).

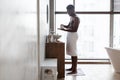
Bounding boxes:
65 59 111 64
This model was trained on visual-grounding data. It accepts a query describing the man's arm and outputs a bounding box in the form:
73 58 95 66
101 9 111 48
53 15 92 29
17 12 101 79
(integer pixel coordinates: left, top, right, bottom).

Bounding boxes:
62 17 80 32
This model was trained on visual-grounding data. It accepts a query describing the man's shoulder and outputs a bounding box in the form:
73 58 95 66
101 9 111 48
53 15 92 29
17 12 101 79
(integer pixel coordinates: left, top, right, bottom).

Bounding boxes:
73 16 80 21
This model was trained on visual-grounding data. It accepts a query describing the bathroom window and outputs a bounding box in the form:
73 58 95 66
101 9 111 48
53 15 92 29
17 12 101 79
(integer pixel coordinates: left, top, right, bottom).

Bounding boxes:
113 0 120 48
113 15 120 48
54 0 120 60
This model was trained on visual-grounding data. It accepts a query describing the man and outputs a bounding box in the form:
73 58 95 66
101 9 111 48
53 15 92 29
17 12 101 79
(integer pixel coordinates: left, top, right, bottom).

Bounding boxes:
58 4 80 74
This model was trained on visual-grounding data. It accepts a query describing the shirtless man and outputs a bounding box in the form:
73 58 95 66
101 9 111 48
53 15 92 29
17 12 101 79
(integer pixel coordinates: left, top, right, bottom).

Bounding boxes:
58 4 80 74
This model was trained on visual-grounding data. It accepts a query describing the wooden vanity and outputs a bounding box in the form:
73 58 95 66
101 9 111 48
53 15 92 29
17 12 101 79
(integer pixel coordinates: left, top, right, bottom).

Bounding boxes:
45 42 65 78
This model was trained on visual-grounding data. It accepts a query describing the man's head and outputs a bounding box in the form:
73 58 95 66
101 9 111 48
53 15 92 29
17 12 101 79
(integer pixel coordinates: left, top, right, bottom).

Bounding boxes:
66 5 75 16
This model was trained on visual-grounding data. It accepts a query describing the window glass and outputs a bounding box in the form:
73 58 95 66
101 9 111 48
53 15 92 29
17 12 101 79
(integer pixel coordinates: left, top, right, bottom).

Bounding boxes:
55 0 73 11
55 14 69 41
75 0 110 12
56 14 110 59
113 14 120 48
77 14 109 59
114 0 120 12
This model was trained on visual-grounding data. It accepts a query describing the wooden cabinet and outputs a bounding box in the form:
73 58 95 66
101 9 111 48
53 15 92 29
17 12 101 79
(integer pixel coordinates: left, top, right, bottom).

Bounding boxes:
45 42 64 58
45 42 65 78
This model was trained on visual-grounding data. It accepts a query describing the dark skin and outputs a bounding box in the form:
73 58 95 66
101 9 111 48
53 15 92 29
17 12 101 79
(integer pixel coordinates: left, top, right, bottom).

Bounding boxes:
58 7 80 74
58 9 80 32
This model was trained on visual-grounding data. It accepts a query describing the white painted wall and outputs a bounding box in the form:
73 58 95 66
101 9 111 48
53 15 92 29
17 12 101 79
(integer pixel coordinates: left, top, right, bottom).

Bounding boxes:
39 0 49 65
39 0 52 79
0 0 51 79
0 0 38 80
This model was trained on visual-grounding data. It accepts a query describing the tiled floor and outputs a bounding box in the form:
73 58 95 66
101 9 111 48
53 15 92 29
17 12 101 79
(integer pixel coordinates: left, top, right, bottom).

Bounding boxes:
58 64 120 80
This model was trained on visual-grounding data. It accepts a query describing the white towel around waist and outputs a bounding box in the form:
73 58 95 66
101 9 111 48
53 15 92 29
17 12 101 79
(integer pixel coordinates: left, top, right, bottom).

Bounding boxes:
66 32 78 56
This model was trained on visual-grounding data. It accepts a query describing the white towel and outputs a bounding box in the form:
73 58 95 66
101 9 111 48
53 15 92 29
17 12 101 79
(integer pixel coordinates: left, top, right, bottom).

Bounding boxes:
66 32 78 56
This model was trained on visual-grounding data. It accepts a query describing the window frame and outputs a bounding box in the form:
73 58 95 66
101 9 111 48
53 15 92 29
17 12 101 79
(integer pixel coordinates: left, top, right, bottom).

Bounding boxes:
54 0 120 63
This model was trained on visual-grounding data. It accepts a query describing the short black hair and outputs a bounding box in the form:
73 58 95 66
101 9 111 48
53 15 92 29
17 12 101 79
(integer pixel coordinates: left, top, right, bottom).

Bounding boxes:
66 4 74 10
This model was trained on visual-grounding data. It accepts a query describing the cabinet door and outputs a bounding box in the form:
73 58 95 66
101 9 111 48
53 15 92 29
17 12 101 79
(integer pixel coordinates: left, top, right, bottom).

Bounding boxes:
46 43 57 58
45 43 65 58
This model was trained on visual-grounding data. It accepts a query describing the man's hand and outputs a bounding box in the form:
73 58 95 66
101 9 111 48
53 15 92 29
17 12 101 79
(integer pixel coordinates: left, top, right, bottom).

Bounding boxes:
57 28 64 30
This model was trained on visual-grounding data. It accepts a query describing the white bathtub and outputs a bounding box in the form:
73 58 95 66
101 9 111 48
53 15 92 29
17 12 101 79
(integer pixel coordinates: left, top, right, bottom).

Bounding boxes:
105 47 120 73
